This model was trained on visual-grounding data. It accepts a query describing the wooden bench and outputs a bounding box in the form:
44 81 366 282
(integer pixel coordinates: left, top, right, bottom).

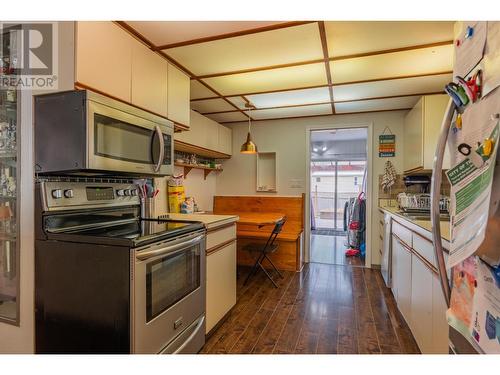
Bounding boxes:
213 195 305 272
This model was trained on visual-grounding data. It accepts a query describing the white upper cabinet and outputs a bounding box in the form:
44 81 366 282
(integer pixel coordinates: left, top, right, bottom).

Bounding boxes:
168 64 191 128
131 42 168 117
76 21 134 102
403 94 450 172
218 125 232 155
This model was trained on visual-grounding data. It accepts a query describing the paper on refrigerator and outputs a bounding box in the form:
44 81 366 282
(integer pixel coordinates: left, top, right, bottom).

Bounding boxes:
446 121 499 267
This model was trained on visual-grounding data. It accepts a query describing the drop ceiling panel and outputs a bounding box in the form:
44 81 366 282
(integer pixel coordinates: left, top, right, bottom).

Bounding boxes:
333 73 450 102
246 87 331 108
251 104 332 120
190 98 236 113
164 23 323 76
335 96 420 113
126 21 288 47
205 111 248 123
325 21 454 57
190 80 216 100
331 44 453 84
203 63 327 97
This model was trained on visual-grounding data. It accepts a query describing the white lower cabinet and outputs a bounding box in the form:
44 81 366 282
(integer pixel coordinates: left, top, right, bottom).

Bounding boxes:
432 273 449 353
410 256 434 353
205 226 237 334
392 235 412 323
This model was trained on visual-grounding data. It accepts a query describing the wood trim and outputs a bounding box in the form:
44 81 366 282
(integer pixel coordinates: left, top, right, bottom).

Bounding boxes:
318 21 335 114
74 82 190 131
219 108 411 124
412 247 439 275
206 238 236 256
200 90 445 115
194 40 453 80
404 166 425 174
329 40 454 62
154 21 317 50
393 233 412 253
206 222 236 234
196 71 452 99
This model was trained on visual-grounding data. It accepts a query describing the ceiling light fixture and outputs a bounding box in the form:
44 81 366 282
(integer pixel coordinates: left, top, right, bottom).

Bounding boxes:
240 103 258 154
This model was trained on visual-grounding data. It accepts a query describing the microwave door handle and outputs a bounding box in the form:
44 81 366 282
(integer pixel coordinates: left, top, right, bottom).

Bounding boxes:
431 98 455 307
136 234 204 261
153 125 165 173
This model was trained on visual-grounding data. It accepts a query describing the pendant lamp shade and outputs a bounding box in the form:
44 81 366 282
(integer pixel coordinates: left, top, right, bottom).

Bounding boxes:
240 104 258 154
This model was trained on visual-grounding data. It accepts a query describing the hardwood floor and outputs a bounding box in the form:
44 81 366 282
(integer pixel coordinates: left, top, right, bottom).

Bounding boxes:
202 263 420 354
310 234 365 266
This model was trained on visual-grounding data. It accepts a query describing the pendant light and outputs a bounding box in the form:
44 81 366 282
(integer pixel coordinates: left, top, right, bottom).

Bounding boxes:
240 103 258 154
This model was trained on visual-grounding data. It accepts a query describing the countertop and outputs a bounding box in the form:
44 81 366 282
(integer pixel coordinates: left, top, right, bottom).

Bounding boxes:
165 213 239 230
379 204 451 243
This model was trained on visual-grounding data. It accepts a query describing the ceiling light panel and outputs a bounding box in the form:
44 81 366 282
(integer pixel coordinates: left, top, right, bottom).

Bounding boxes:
251 104 332 120
325 21 454 57
205 111 248 123
331 45 453 84
126 21 288 47
190 98 236 113
335 95 421 113
245 87 331 108
333 73 450 102
164 23 323 76
190 80 216 100
203 63 327 96
227 96 249 110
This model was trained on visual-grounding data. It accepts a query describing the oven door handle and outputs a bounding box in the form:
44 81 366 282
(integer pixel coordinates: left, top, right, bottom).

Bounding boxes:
153 125 165 173
136 234 204 261
173 315 205 354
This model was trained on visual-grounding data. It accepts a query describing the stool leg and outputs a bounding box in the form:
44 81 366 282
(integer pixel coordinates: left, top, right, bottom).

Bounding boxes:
264 254 284 279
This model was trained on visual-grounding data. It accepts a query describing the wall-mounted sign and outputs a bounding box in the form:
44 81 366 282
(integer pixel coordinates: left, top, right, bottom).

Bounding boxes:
379 130 396 157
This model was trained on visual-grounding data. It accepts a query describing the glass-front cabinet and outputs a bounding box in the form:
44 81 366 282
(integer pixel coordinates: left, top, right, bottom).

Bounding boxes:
0 25 19 324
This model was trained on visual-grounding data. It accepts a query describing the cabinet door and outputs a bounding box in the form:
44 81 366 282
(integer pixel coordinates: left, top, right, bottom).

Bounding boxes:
76 21 133 102
131 42 168 117
432 272 449 353
218 125 232 155
393 236 412 322
204 118 220 151
410 256 434 353
403 97 423 172
206 241 237 333
167 63 191 128
423 94 450 169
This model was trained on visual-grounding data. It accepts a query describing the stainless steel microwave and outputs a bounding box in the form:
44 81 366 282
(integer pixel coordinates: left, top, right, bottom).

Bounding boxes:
35 90 173 176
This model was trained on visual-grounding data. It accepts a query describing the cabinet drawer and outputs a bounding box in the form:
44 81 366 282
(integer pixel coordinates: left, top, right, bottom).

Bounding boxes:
206 240 237 333
413 233 436 268
207 224 236 250
392 221 412 248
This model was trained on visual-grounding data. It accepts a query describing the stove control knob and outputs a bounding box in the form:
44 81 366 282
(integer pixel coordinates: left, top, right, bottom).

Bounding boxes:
124 189 131 196
116 189 125 197
131 189 138 196
63 189 74 198
51 189 62 199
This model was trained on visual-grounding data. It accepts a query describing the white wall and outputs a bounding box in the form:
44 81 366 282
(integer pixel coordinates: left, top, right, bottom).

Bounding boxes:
215 110 407 266
174 166 217 212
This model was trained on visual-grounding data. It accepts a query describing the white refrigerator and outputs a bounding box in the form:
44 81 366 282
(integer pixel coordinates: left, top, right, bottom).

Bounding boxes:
431 21 500 354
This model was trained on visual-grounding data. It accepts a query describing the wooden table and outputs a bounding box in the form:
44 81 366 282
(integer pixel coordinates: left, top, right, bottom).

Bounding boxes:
235 212 285 228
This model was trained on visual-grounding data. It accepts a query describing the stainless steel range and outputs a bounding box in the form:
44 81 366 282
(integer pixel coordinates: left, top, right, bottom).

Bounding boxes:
35 179 206 354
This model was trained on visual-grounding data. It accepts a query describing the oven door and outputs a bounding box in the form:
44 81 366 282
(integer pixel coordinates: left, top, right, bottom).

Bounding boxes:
87 100 173 175
132 231 206 354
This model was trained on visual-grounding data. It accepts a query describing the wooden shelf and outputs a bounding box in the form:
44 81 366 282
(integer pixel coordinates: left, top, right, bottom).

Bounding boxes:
174 140 231 160
174 162 223 180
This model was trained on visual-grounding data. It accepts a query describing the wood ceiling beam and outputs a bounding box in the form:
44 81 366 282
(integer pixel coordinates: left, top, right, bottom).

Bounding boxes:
218 108 412 124
318 21 335 114
193 40 453 80
116 21 253 120
191 70 452 100
198 90 445 115
154 21 317 50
